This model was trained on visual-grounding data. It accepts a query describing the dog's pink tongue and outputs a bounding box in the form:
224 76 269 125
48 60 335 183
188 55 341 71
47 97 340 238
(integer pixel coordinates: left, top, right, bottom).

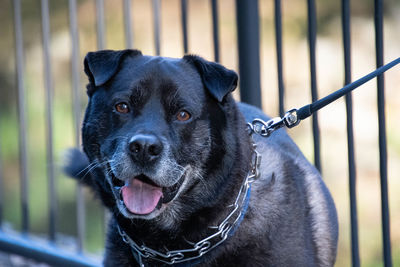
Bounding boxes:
121 179 163 215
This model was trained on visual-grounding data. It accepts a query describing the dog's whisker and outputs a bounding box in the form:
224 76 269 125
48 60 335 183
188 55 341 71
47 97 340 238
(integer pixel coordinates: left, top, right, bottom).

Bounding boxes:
76 159 109 178
183 237 195 246
189 169 210 191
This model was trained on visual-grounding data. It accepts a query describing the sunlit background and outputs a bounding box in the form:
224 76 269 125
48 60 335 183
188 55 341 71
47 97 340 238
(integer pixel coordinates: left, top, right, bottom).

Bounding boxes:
0 0 399 266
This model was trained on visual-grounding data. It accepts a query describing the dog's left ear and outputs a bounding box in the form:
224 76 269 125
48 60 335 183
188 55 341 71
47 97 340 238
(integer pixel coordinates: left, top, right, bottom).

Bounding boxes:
183 55 238 102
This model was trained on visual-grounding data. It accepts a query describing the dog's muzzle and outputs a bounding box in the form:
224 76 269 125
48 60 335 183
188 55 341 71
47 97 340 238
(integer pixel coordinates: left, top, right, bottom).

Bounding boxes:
105 133 187 217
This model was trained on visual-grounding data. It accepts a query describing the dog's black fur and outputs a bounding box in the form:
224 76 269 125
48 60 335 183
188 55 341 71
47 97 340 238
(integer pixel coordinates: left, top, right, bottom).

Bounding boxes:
65 49 338 266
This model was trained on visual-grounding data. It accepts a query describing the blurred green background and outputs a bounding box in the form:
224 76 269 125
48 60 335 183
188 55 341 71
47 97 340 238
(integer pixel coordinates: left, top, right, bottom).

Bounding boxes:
0 0 399 266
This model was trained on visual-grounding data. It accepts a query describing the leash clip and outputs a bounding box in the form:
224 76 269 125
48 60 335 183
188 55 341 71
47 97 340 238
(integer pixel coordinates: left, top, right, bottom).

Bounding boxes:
247 117 283 137
283 109 300 128
247 109 300 138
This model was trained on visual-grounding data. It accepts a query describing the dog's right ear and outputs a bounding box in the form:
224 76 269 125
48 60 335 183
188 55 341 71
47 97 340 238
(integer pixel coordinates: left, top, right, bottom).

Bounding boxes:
183 55 238 102
84 49 142 96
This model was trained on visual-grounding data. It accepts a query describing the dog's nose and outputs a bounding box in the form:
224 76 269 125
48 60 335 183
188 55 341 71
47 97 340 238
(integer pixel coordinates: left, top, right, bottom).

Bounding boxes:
128 134 163 163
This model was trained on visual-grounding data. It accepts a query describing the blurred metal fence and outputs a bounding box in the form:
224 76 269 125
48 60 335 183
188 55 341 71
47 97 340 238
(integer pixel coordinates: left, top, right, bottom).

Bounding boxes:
0 0 394 266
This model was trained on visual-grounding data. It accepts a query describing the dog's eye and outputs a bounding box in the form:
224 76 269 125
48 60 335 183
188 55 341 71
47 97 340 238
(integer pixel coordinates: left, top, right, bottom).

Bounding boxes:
115 102 130 113
176 110 191 122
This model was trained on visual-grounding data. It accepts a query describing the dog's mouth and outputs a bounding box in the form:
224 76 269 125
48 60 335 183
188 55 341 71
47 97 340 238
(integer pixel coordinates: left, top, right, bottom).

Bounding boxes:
111 172 185 215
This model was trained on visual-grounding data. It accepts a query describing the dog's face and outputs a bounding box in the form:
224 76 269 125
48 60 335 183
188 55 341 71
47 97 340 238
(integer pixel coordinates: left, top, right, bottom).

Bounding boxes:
82 50 238 228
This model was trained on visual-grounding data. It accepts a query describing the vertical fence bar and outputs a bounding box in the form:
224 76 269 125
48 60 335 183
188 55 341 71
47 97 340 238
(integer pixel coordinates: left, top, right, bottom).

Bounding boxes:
306 0 321 172
235 0 262 108
40 0 57 242
13 0 29 234
181 0 188 54
95 0 111 248
374 0 392 266
68 0 85 253
0 127 3 228
96 0 106 50
152 0 161 56
123 0 133 49
341 0 360 266
211 0 220 62
274 0 285 117
69 0 81 152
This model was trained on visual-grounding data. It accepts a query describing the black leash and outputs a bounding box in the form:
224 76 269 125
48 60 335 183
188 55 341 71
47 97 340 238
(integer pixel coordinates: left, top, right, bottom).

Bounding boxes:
248 57 400 137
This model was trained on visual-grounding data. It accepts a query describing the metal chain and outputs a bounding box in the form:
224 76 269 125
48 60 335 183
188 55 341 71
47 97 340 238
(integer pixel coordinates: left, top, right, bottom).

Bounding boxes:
117 144 262 266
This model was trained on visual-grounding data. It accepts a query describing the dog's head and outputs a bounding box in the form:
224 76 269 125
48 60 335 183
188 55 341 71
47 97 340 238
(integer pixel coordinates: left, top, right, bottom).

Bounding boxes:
82 49 240 228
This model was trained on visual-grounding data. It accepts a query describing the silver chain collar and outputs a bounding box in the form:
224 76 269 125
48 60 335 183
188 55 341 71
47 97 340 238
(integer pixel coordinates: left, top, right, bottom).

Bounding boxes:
117 143 262 266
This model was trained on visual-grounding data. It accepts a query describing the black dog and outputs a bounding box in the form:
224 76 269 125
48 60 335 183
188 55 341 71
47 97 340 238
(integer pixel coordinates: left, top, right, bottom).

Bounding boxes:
66 49 338 266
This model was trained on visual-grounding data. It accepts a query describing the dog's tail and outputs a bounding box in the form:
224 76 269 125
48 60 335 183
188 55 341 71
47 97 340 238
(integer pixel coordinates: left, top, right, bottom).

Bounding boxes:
63 148 93 186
